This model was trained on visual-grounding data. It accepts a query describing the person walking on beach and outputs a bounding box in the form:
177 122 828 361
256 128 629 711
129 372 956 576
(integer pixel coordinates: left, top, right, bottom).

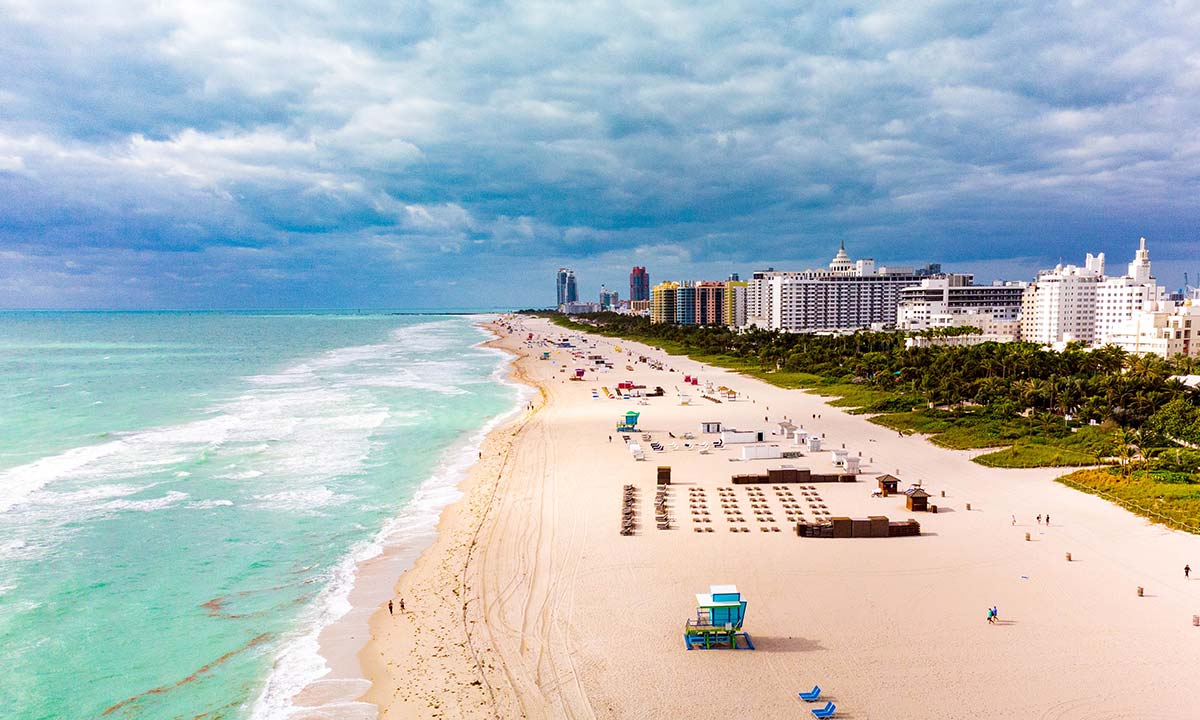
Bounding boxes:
1036 514 1042 525
1011 515 1016 526
1186 564 1191 580
1045 513 1050 525
387 600 394 616
399 599 406 612
986 607 995 624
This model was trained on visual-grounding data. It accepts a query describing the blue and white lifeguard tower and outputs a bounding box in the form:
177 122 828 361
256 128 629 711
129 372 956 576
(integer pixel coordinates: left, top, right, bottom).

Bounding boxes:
683 584 754 650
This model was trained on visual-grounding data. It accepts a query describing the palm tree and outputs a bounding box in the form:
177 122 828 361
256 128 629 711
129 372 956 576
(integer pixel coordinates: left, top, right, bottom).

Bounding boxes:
1116 428 1142 476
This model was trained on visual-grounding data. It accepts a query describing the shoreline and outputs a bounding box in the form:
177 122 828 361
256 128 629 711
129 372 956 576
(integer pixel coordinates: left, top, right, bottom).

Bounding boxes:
356 316 1200 719
354 321 541 717
264 319 534 720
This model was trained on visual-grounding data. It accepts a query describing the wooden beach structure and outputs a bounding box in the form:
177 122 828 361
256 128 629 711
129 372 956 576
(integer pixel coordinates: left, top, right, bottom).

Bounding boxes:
684 585 754 650
877 474 900 496
905 488 931 512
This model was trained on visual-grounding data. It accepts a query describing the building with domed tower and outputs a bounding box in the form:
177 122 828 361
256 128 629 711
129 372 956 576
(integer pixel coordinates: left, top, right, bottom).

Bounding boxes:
746 243 944 332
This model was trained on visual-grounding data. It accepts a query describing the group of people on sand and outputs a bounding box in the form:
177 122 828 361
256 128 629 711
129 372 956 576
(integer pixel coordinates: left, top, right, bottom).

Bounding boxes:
1011 514 1051 525
986 606 1000 624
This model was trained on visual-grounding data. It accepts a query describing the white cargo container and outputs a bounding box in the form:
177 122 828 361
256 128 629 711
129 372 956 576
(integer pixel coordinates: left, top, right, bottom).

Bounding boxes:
721 429 766 444
740 444 783 460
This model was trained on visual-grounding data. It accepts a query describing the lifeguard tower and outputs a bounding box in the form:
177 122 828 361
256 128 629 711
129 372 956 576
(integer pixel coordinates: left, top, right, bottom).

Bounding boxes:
616 411 640 432
684 584 754 650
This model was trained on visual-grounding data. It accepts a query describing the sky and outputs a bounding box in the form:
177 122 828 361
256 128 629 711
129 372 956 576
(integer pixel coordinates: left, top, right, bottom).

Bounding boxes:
0 0 1197 309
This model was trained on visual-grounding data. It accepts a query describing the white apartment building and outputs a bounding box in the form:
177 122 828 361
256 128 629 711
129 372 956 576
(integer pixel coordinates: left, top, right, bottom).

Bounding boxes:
896 275 1026 331
1019 253 1106 344
747 244 941 332
1093 237 1163 344
1021 238 1164 346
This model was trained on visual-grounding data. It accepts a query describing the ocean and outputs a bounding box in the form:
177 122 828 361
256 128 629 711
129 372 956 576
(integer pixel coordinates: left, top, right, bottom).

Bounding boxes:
0 312 522 720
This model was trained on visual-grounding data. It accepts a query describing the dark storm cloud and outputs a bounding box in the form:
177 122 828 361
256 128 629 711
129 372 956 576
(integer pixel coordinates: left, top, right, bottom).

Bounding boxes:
0 0 1196 307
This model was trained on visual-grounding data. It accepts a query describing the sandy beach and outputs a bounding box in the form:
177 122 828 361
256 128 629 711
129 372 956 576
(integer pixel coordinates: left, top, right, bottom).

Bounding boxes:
356 316 1200 720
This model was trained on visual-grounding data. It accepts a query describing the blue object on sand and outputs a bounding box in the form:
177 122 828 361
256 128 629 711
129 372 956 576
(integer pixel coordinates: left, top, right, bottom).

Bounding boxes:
798 685 821 702
811 701 837 718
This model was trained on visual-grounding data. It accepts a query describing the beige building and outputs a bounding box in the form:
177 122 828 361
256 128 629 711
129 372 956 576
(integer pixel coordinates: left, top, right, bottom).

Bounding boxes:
650 281 678 324
1099 301 1199 358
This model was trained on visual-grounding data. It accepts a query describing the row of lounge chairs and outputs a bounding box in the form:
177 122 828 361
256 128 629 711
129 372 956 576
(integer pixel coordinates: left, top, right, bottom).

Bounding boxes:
655 486 672 529
620 485 637 536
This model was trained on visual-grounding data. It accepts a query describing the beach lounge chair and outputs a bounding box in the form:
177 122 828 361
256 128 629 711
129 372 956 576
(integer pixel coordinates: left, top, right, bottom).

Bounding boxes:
811 701 836 718
798 685 821 702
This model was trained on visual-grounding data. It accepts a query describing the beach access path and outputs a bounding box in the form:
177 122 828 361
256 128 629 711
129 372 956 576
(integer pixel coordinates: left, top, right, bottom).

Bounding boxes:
356 317 1200 720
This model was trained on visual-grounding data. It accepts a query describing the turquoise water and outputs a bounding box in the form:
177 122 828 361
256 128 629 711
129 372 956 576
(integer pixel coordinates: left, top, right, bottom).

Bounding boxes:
0 313 520 720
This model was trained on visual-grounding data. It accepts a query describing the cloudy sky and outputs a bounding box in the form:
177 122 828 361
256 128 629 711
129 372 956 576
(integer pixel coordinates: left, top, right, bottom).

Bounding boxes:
0 0 1197 309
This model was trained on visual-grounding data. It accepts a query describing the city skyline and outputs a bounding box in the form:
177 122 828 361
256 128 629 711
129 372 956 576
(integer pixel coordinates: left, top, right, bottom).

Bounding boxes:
1 3 1198 309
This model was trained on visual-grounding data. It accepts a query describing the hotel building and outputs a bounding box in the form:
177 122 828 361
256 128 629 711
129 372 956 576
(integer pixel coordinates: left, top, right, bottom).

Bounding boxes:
747 243 942 332
896 275 1026 331
1100 301 1199 358
1021 239 1163 346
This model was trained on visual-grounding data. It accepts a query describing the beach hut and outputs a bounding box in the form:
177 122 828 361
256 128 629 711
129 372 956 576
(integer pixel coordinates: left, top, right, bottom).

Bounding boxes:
616 411 640 432
844 456 861 474
699 421 723 434
905 488 931 512
876 474 900 496
657 466 672 485
807 435 822 452
830 449 848 466
684 585 754 650
776 420 798 438
628 443 645 461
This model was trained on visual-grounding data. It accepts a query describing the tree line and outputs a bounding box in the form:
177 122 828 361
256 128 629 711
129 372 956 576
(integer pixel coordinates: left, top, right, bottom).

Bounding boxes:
531 311 1200 448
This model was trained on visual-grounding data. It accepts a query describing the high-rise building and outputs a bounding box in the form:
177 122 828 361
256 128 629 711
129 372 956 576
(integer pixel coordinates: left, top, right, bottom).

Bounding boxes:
1019 256 1103 345
556 268 578 307
599 285 619 309
650 281 678 324
675 283 698 325
695 281 725 325
629 267 650 302
896 275 1027 331
723 281 748 327
1021 239 1162 346
1094 237 1163 344
747 243 943 332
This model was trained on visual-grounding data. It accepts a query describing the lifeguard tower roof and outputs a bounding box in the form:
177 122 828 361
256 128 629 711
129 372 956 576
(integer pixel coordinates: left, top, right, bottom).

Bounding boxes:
696 584 742 606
